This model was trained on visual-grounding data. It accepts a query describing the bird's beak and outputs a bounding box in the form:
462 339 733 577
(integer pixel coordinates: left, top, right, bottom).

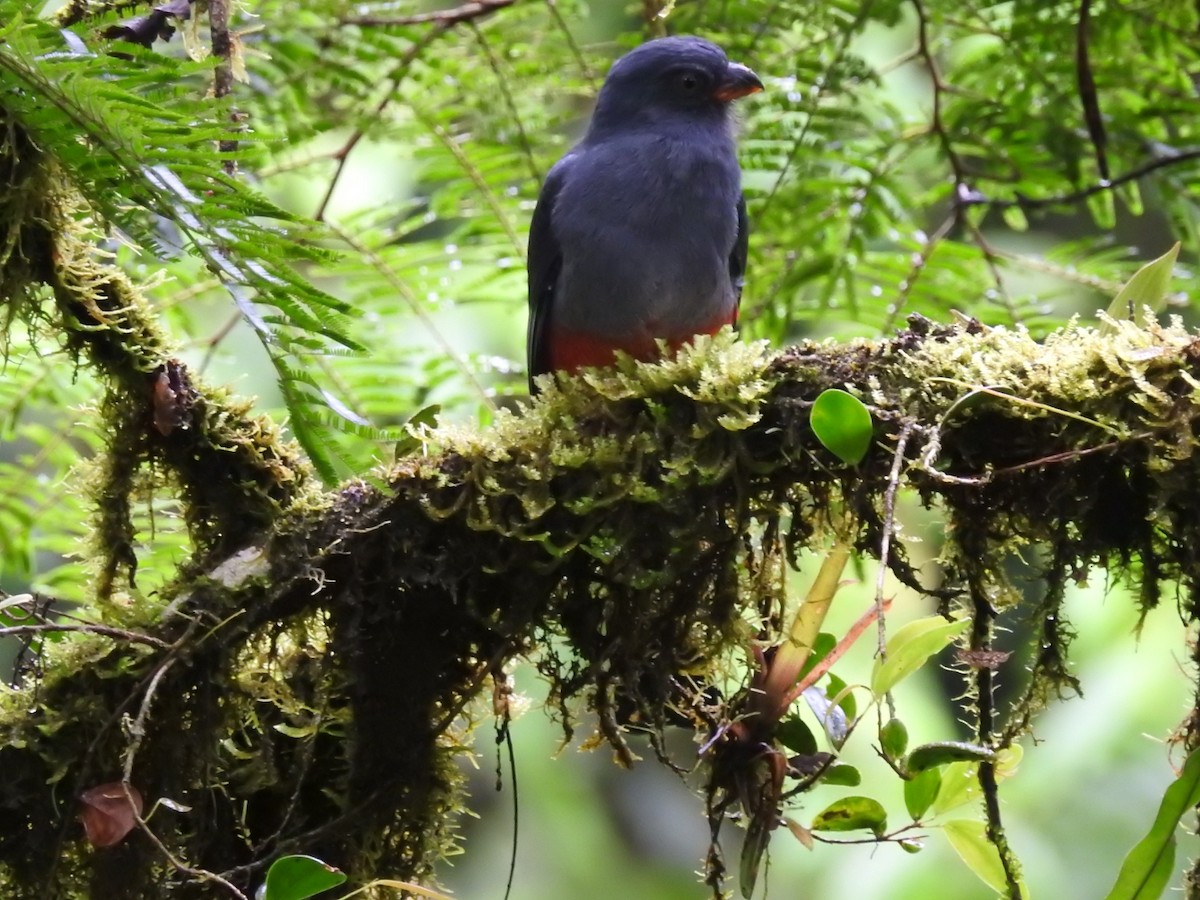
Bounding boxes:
714 62 763 101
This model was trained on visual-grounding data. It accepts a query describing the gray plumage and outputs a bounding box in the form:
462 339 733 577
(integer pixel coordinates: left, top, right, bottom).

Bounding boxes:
527 36 760 390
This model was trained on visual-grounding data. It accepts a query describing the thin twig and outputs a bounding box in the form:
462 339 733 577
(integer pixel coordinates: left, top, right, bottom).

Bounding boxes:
314 28 445 222
325 221 497 410
1075 0 1109 182
759 0 877 214
880 211 955 334
873 424 912 663
544 0 597 87
963 147 1200 212
786 595 894 705
912 0 970 204
318 0 518 221
469 21 541 184
411 106 526 256
207 0 239 173
0 623 169 648
341 0 515 28
120 662 251 899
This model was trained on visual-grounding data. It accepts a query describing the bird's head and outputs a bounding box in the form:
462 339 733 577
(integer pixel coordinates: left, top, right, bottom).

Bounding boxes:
588 36 763 136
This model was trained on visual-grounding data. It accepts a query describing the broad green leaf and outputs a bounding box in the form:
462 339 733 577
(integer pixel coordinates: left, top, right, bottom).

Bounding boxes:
261 855 347 900
931 761 980 817
823 764 862 787
905 767 942 821
942 819 1011 894
871 616 970 697
798 632 838 678
932 746 1023 816
1103 242 1180 326
1104 749 1200 900
778 716 818 756
810 389 873 465
906 741 996 774
811 796 887 835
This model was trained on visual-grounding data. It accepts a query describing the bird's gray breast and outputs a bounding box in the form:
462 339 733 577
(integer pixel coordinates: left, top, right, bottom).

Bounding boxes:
550 132 741 340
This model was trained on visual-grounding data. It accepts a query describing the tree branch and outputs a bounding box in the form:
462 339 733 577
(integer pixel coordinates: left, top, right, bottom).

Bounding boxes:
2 317 1199 896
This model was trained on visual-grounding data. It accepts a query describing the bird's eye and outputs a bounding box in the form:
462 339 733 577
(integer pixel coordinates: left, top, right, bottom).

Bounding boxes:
677 70 702 91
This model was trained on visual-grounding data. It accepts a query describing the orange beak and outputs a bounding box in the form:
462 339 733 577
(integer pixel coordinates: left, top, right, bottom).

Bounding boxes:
714 61 763 102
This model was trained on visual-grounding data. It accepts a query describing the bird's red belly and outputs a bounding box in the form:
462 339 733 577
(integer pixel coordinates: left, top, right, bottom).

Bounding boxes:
545 310 737 375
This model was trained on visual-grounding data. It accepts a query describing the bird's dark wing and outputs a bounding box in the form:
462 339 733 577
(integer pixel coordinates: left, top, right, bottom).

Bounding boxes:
526 158 570 392
728 194 749 327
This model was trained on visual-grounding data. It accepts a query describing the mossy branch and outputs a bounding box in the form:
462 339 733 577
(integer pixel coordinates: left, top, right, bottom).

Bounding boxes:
1 314 1199 896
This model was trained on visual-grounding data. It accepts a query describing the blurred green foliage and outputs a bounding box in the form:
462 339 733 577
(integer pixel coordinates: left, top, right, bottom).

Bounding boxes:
1 0 1199 897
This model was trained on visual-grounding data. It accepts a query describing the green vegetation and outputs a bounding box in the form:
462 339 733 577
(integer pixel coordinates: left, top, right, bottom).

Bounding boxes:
1 1 1199 898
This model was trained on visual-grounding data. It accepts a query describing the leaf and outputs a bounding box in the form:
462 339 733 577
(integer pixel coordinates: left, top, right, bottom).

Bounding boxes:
1103 242 1180 327
906 741 996 774
1001 205 1028 232
394 403 443 459
783 817 814 850
931 746 1023 816
822 764 862 787
811 796 887 836
798 632 838 679
904 767 942 821
1104 749 1200 900
802 684 850 748
810 389 873 465
942 819 1011 894
871 616 970 697
931 761 980 817
79 783 143 848
777 715 818 756
261 855 347 900
826 672 857 721
880 717 908 759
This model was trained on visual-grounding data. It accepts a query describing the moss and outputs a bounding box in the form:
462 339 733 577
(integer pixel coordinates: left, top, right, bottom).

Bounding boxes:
2 291 1200 895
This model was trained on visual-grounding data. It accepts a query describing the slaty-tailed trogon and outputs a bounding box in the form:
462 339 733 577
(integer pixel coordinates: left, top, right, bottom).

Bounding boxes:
527 36 762 392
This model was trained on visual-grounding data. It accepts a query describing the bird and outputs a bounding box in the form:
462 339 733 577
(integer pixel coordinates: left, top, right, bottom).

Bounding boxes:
526 36 762 393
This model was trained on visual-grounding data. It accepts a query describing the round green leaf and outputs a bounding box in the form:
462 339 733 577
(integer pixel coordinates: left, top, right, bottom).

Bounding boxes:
262 855 347 900
880 718 909 759
811 796 888 836
810 389 873 465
